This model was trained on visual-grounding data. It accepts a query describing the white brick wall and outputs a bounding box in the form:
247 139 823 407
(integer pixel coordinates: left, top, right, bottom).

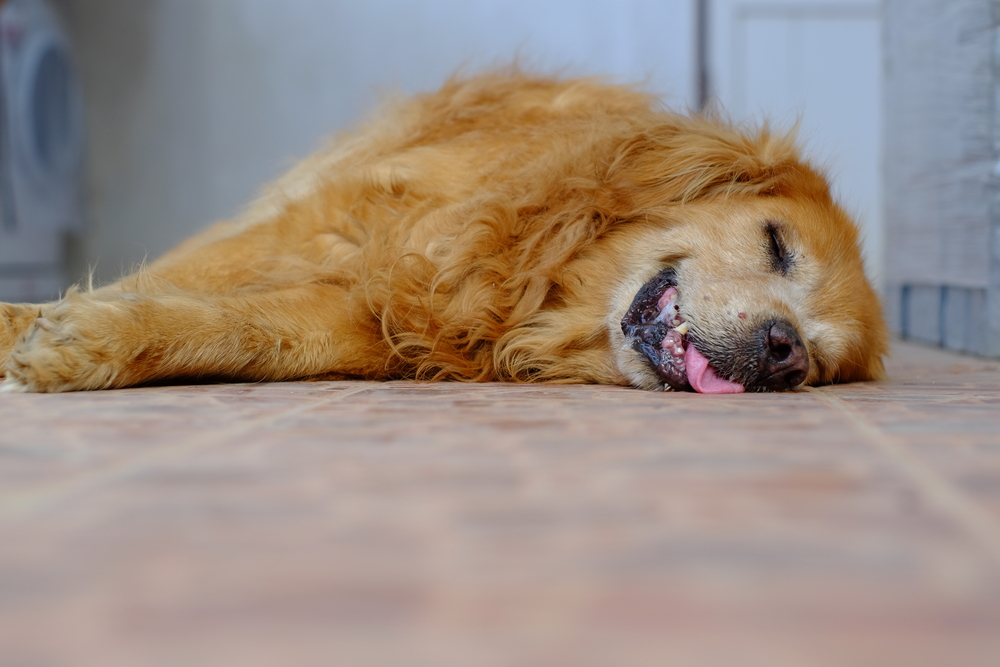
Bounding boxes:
883 0 1000 356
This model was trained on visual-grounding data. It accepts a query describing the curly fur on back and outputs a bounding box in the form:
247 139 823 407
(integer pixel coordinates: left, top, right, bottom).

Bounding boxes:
331 73 839 382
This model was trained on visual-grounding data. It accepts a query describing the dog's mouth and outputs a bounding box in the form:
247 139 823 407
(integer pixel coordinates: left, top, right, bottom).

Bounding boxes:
620 269 745 394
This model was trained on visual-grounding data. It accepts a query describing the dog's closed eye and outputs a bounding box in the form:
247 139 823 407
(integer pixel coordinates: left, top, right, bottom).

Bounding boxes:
765 221 792 275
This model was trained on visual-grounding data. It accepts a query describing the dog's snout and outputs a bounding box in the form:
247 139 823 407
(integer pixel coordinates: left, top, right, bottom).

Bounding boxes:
759 321 809 390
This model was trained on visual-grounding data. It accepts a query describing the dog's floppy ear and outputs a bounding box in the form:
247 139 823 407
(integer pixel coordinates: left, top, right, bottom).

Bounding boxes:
605 116 831 210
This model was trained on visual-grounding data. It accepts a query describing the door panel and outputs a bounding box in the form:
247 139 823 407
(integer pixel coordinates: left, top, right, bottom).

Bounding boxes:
709 1 883 288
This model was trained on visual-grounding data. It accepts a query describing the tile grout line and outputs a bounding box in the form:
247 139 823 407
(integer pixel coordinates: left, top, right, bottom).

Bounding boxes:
0 383 379 522
808 386 1000 567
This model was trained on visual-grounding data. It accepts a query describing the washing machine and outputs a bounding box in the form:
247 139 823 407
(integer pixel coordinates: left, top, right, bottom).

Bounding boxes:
0 0 84 302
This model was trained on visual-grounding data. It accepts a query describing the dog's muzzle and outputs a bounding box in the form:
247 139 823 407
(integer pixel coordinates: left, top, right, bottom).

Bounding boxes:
621 270 808 393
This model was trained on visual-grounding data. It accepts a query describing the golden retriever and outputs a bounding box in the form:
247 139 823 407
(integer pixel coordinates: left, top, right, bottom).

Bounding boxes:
0 72 887 393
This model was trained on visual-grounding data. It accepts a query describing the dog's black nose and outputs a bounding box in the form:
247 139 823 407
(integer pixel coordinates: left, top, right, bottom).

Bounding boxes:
758 321 809 390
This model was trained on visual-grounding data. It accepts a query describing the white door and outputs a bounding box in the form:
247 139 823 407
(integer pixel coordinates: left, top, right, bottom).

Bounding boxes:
708 0 883 289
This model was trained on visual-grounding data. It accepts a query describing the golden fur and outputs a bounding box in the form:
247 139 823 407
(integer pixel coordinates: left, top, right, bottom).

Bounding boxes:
0 72 887 393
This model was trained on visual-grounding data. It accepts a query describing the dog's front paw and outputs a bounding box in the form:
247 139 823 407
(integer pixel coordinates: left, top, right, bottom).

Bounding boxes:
1 296 119 393
1 303 44 376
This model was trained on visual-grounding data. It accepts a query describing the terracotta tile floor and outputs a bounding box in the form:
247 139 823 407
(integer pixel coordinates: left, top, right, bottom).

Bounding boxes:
1 341 999 667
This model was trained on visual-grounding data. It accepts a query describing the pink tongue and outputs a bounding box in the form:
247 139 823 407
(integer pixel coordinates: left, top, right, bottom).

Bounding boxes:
684 345 745 394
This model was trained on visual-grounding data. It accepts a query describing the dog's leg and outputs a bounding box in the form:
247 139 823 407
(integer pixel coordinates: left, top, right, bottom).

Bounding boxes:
0 282 389 393
1 208 370 388
0 226 286 379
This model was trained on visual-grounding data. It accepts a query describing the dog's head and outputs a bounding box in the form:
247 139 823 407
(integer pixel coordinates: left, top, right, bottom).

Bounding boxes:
605 121 888 393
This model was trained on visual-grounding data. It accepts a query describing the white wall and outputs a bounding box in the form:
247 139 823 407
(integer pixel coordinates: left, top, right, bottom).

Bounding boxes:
62 0 695 285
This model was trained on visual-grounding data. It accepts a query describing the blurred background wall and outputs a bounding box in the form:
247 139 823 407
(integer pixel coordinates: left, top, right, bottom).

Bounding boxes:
49 0 887 288
56 0 697 286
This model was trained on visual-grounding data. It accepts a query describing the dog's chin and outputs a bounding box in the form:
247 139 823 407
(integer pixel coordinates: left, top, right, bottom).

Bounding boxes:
620 269 745 394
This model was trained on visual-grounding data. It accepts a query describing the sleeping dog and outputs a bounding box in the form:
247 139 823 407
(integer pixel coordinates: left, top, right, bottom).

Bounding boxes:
0 72 887 393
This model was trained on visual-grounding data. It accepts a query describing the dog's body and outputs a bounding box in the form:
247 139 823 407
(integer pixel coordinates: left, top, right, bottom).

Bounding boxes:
0 72 887 393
